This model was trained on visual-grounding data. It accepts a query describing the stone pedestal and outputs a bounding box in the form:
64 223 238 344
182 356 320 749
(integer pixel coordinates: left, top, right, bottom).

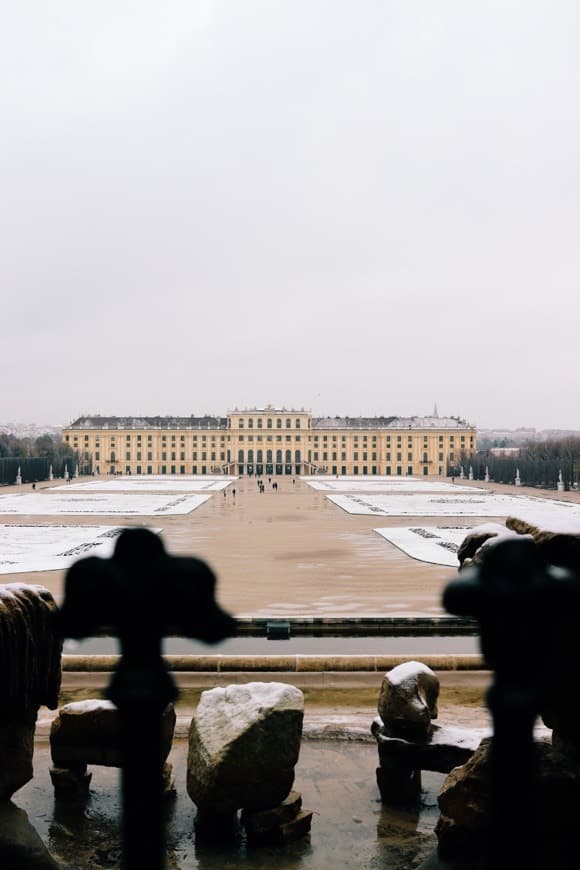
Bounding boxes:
242 790 313 843
376 761 422 805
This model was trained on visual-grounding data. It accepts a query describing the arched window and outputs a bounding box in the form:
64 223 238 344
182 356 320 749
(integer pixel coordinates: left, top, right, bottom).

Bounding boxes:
257 449 263 462
267 449 272 462
248 449 254 462
248 419 253 428
257 419 262 428
286 419 291 428
239 419 244 428
276 419 282 429
295 419 301 428
285 449 291 463
267 419 272 429
238 449 244 462
276 449 282 462
295 450 301 462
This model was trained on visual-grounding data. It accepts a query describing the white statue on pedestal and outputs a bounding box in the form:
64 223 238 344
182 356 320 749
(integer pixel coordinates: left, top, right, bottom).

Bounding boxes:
16 466 22 485
64 465 70 481
468 465 474 481
557 469 565 492
515 468 521 486
484 465 490 482
49 464 54 481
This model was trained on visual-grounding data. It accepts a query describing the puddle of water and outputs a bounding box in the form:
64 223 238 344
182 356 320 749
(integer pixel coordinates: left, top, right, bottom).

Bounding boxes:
17 740 442 869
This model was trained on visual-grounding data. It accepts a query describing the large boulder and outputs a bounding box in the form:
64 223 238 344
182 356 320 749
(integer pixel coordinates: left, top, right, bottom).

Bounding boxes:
436 737 580 866
457 524 526 569
0 803 60 869
0 714 37 800
0 584 62 799
50 700 175 767
187 682 304 815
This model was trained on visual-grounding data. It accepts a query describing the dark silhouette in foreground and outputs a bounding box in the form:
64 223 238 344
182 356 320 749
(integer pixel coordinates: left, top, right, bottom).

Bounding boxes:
56 528 236 870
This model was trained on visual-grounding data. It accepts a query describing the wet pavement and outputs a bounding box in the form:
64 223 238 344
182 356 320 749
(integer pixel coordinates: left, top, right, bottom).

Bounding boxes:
17 736 444 869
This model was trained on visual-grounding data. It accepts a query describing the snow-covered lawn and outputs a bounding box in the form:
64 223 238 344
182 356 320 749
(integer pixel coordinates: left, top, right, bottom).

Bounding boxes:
0 493 210 516
50 476 235 493
374 526 472 567
0 525 159 574
328 492 580 519
303 478 483 493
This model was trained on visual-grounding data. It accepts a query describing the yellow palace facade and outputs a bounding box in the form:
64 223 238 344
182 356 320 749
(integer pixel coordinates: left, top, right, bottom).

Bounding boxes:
63 407 476 478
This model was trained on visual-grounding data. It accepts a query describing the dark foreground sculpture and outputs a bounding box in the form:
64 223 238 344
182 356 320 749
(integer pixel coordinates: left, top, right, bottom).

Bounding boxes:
56 527 236 870
443 537 580 869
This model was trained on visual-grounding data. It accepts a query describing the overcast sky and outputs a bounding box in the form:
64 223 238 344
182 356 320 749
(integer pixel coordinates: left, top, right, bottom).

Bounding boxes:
2 2 579 430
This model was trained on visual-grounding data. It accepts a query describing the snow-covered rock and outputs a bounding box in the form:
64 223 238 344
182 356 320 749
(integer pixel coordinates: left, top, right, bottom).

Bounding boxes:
187 682 304 814
377 661 439 740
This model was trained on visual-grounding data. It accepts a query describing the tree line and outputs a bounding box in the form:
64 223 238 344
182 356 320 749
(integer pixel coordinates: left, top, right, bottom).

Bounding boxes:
0 433 79 486
454 436 580 491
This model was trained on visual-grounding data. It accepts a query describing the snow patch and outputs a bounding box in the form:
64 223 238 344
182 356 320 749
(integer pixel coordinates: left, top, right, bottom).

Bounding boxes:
50 476 235 493
0 525 161 574
330 493 580 519
0 493 210 516
303 478 484 493
374 527 472 566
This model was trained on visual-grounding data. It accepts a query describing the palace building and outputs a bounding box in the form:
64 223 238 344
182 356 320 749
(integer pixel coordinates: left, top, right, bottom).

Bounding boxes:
63 407 476 478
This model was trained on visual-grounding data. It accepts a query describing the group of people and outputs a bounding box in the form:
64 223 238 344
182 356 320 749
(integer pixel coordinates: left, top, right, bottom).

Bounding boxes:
256 478 279 493
223 478 289 498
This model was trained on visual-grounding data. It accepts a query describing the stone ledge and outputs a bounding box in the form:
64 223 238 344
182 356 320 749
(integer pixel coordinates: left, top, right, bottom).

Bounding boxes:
61 654 485 673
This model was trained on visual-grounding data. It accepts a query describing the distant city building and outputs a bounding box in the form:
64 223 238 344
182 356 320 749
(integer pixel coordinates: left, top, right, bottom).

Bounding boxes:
63 407 476 477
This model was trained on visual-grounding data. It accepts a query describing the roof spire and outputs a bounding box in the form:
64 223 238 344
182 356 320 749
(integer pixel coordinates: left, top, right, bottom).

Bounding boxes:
433 402 439 418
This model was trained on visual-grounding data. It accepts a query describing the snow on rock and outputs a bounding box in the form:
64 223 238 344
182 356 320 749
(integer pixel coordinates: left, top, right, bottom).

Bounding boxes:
376 661 439 740
187 682 304 814
506 514 580 538
457 523 533 568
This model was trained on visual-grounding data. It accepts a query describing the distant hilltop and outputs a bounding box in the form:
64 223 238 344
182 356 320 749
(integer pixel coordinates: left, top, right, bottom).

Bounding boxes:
0 422 63 439
479 428 580 445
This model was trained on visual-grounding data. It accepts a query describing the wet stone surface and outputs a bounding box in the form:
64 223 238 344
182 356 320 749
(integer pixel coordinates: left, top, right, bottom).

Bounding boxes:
15 738 443 868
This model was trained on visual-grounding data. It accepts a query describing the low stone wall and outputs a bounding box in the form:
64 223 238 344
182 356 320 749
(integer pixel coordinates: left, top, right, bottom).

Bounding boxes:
62 653 485 673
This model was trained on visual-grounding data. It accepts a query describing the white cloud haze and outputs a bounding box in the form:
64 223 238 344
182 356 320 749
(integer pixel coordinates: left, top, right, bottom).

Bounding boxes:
1 1 579 429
